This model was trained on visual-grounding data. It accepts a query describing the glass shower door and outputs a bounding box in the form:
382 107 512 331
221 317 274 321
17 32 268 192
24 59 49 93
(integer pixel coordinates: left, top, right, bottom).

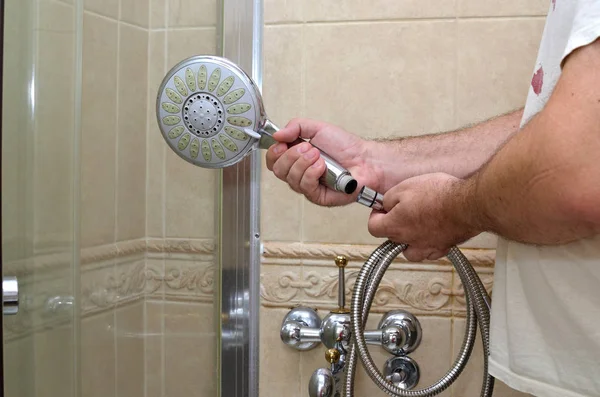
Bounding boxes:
2 0 228 396
2 0 78 396
2 0 261 394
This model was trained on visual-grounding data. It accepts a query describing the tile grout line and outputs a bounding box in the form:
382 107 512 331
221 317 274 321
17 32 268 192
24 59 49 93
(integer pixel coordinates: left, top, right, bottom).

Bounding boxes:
114 1 123 396
451 2 459 394
143 3 152 397
82 8 150 30
299 1 306 245
148 25 217 31
161 3 168 396
264 14 547 27
454 0 460 131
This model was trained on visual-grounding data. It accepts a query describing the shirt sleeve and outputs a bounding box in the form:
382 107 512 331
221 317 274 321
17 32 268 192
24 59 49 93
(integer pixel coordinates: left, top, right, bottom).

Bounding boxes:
561 0 600 67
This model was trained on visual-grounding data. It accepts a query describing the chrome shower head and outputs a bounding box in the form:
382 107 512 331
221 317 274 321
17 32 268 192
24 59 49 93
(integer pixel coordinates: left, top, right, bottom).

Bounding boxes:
156 55 358 194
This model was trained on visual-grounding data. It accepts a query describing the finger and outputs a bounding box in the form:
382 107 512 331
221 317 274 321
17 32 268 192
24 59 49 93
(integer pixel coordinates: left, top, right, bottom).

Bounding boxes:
273 118 325 142
382 185 403 213
368 211 393 239
434 248 451 259
265 143 289 171
298 157 327 202
403 247 448 262
402 247 429 263
286 147 321 192
271 142 313 183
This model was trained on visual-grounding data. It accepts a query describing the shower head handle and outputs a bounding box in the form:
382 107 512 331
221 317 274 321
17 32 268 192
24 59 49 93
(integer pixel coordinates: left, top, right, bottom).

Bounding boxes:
258 119 358 194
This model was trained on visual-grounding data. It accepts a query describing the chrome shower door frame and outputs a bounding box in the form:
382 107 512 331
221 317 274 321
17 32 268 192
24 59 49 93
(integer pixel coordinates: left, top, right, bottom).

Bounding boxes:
218 0 263 396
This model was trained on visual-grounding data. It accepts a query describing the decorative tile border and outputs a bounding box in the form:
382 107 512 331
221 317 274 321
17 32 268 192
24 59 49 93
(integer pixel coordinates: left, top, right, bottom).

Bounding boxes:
3 238 215 340
260 242 495 316
2 239 495 340
262 241 496 267
146 237 215 254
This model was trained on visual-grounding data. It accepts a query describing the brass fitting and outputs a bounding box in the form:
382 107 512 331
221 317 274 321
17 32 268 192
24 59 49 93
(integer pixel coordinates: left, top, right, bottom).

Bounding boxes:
325 348 341 364
334 255 348 268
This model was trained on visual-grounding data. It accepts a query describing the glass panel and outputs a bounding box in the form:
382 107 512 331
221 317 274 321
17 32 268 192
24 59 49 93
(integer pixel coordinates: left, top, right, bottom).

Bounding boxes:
144 2 221 393
78 1 221 397
4 0 222 396
2 0 77 397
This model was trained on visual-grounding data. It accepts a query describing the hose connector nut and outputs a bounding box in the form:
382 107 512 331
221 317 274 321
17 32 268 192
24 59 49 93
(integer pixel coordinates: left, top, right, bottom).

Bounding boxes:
357 186 384 211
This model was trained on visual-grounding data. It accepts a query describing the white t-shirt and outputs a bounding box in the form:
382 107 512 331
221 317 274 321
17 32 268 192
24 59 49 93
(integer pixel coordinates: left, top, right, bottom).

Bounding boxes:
489 1 600 396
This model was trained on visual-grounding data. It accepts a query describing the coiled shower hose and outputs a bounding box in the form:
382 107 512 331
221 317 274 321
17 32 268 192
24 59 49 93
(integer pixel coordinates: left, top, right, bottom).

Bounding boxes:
344 239 494 396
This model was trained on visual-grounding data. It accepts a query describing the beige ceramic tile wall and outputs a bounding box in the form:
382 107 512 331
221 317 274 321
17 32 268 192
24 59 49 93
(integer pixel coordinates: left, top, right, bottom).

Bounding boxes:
79 0 149 396
1 0 29 265
146 0 219 240
145 300 217 397
81 0 149 248
2 0 37 367
145 0 219 396
261 1 547 247
34 0 76 251
260 1 547 396
3 1 77 397
5 0 218 396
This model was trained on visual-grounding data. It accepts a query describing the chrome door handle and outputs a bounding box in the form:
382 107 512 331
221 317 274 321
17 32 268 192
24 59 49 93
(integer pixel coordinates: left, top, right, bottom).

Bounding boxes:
3 276 19 315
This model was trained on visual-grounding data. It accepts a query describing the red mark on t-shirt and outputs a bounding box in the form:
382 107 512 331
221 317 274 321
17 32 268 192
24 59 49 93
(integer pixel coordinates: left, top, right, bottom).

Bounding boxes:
531 66 544 95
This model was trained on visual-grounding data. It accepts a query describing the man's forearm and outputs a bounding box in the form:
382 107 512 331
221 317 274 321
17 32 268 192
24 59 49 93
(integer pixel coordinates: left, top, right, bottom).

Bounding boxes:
462 114 599 245
367 109 523 192
457 42 600 245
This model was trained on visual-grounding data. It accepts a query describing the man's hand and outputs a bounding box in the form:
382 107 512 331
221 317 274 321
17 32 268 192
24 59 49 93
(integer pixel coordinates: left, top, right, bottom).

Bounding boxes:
367 173 481 262
266 118 383 206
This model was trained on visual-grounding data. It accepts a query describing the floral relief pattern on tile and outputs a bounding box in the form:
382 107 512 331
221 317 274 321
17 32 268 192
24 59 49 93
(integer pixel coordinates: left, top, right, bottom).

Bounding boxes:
262 263 455 315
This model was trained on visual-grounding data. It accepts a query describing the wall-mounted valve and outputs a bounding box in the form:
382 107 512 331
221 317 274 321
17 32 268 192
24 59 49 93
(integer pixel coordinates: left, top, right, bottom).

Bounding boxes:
280 255 424 394
365 310 422 355
280 257 422 356
383 356 420 390
279 306 322 351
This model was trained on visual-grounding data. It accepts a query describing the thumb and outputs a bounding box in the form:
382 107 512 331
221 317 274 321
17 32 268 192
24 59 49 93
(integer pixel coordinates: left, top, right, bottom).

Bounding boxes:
368 211 389 239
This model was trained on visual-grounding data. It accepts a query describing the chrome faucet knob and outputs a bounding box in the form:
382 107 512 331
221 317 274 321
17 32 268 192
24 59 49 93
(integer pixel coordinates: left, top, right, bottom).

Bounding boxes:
383 356 420 390
364 325 407 353
363 310 422 355
308 368 335 397
280 307 322 351
381 325 407 353
320 311 351 349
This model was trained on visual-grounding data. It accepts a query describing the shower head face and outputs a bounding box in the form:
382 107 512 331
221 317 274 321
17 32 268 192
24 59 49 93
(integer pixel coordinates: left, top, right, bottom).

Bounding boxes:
156 56 264 169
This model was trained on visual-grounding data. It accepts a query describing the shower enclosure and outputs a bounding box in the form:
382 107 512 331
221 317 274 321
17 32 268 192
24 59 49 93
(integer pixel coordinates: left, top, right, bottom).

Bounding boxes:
1 0 260 395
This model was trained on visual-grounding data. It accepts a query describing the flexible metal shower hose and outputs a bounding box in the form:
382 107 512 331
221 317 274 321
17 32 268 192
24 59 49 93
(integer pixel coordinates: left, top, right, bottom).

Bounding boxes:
345 241 495 397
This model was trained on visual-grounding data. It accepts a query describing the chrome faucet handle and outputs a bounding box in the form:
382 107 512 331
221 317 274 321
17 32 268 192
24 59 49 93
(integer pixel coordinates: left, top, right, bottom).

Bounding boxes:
383 356 420 390
280 306 322 351
309 341 347 397
308 368 335 397
363 310 422 356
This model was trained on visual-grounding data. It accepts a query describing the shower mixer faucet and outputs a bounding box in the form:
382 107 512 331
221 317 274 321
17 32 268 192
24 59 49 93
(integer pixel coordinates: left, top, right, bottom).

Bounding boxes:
280 256 423 396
